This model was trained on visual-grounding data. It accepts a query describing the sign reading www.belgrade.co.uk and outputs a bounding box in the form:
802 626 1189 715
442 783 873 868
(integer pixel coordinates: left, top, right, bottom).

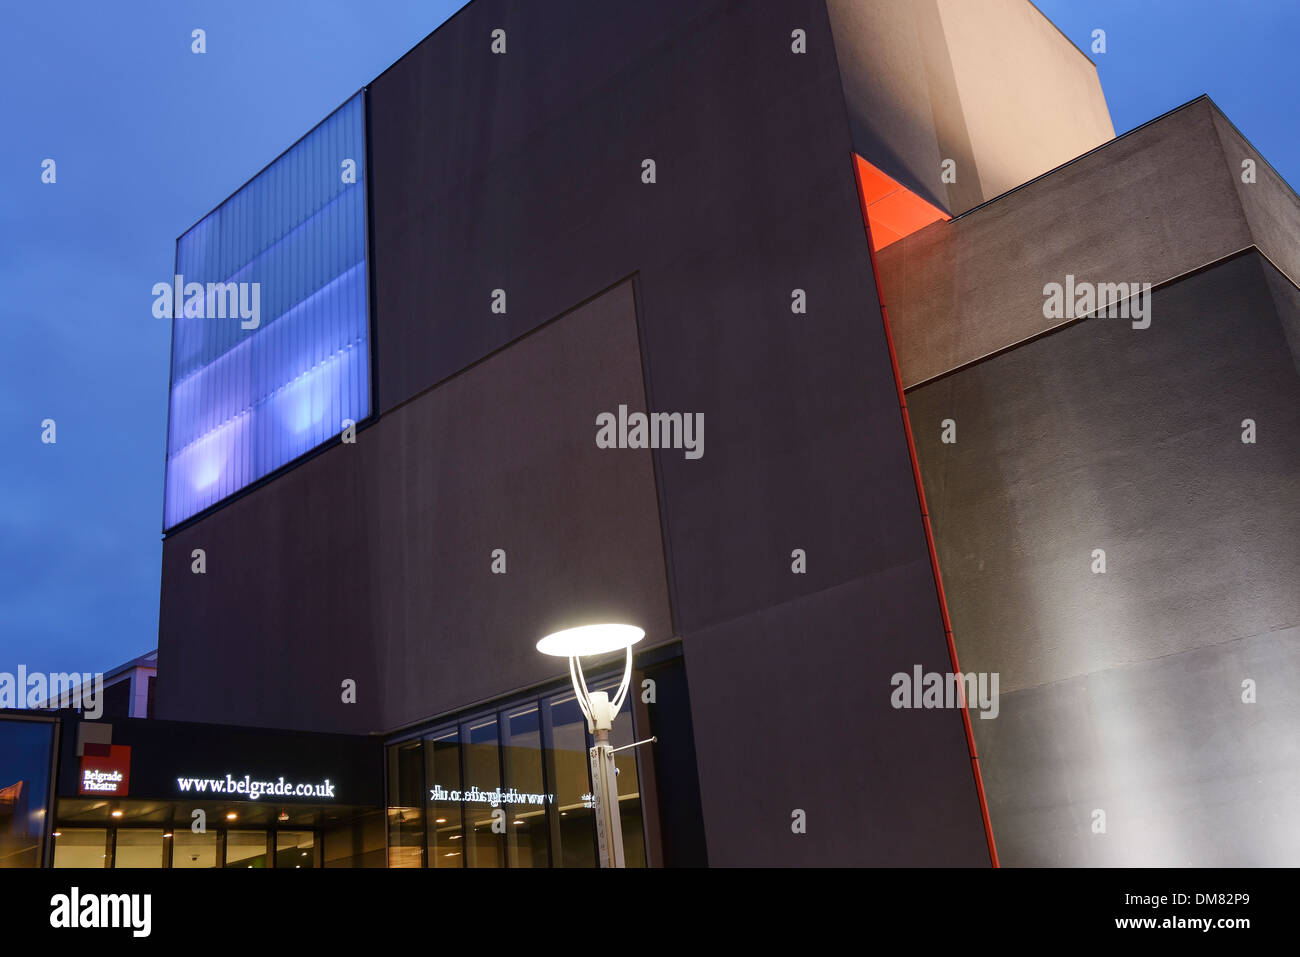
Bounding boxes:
175 773 336 801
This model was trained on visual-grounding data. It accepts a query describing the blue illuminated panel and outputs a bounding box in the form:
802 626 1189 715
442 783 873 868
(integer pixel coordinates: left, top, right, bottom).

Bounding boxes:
164 92 369 529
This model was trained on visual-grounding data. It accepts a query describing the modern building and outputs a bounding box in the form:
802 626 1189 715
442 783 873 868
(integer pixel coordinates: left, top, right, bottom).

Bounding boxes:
2 0 1296 868
29 650 157 720
1 704 383 868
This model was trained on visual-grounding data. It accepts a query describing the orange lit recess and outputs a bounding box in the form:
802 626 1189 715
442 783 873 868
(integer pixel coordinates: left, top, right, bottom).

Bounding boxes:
853 154 949 250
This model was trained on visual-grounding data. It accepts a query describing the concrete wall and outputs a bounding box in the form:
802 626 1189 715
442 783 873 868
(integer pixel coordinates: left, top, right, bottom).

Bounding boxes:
879 98 1293 389
908 253 1300 864
933 0 1113 203
1264 253 1300 374
159 0 989 866
827 0 1112 215
825 0 952 210
1213 108 1300 289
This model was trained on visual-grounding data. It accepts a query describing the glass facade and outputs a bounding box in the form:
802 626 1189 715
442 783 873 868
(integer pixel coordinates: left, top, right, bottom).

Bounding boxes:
276 830 316 869
52 828 108 868
386 742 424 868
52 826 319 868
171 830 219 868
388 677 647 867
502 704 547 868
164 91 370 528
114 828 166 868
0 716 55 868
462 716 504 867
424 729 463 868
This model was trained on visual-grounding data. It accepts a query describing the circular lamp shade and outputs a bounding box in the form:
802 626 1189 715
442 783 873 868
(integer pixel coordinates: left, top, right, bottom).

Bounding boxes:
536 623 645 657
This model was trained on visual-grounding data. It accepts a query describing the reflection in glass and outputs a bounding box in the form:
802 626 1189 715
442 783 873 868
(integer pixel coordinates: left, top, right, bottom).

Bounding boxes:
424 729 463 868
385 673 650 868
462 717 503 868
172 830 218 868
502 706 549 867
225 831 268 868
0 718 55 867
53 828 108 868
114 828 164 868
386 741 424 868
276 830 315 868
544 692 597 867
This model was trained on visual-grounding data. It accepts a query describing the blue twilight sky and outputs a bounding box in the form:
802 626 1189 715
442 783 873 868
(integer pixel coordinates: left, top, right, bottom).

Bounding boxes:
0 1 1297 677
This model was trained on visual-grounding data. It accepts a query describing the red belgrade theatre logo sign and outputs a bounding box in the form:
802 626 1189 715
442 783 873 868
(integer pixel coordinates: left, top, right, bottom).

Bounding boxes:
79 743 131 796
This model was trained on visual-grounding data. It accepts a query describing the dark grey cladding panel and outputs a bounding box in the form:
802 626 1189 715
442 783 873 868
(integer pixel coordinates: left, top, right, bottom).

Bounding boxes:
360 281 674 730
367 0 728 210
368 0 928 633
158 280 674 733
908 253 1300 696
366 0 741 414
156 431 384 734
975 626 1300 866
368 0 855 411
683 566 991 866
879 98 1254 389
908 253 1300 864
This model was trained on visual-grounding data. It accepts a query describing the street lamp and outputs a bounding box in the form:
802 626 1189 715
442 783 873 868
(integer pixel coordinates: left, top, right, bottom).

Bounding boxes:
537 623 644 868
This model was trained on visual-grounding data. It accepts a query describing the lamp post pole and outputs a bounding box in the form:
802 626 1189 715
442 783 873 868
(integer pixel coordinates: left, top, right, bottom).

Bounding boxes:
537 623 646 869
568 647 634 869
586 691 625 868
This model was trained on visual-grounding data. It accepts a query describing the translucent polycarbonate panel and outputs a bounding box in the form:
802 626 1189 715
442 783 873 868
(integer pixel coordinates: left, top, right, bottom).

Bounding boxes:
164 92 369 529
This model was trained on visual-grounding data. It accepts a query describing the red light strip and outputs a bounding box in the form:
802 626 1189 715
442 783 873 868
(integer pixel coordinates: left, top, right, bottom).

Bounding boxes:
851 154 1000 868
